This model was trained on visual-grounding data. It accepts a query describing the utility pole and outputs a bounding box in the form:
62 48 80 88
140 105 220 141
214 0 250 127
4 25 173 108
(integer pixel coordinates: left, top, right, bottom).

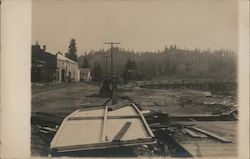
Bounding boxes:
103 42 121 105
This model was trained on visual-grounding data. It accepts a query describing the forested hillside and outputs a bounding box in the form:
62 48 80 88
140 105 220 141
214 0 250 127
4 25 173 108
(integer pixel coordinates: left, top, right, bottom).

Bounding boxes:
78 45 237 81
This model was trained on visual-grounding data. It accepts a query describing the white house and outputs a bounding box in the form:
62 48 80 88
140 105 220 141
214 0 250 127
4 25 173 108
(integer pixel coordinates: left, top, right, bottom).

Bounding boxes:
56 53 80 83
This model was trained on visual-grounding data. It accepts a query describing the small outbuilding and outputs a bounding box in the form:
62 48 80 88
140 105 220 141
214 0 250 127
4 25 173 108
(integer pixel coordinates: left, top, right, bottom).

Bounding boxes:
79 68 92 82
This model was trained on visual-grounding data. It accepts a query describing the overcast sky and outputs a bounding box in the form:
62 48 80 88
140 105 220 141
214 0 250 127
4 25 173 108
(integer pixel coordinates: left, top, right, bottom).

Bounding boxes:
32 0 238 55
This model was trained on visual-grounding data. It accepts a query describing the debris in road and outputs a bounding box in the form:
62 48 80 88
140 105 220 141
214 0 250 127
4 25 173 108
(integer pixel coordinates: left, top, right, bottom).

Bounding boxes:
32 82 237 157
39 130 49 134
36 125 57 133
113 122 132 141
108 99 131 111
203 101 217 105
188 126 232 143
200 91 212 97
149 123 196 129
181 128 207 138
50 103 156 155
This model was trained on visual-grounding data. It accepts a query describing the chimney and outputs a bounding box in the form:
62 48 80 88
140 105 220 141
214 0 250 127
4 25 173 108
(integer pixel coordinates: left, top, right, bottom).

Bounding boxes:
43 45 46 52
34 41 40 50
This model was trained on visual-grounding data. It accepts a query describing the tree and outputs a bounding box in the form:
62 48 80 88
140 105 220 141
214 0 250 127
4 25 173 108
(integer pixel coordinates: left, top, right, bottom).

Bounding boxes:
185 62 190 72
157 62 163 75
82 58 90 68
65 38 78 62
164 58 171 75
123 58 137 83
125 58 136 70
93 62 103 83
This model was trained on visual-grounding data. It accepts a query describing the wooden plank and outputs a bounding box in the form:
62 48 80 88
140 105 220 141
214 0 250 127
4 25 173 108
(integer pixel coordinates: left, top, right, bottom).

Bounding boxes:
131 103 155 138
142 111 158 118
113 122 131 141
168 114 225 121
109 115 140 119
182 128 207 138
68 115 141 120
108 100 131 111
149 123 196 128
102 106 109 141
188 118 198 122
53 138 155 152
189 127 232 143
68 116 103 120
51 103 157 153
169 114 219 118
50 110 79 147
182 128 199 138
222 108 237 116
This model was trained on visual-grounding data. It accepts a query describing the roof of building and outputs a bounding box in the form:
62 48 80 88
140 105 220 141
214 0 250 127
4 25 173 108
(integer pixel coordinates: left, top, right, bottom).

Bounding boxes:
32 43 78 65
56 53 78 64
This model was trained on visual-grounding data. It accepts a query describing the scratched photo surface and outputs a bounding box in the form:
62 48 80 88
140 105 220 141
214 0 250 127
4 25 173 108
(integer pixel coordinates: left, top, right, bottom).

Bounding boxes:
31 0 238 157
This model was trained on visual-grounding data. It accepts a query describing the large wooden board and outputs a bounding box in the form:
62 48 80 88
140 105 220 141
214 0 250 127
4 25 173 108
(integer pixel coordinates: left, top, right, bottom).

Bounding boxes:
50 104 155 153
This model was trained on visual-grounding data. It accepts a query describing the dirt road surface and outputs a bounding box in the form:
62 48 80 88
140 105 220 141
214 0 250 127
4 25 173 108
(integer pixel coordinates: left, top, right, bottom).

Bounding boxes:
119 86 236 115
31 83 237 156
32 83 107 113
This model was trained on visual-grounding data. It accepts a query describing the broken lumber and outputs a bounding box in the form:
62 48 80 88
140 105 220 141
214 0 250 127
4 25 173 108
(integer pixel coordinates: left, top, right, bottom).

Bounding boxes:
68 115 141 121
149 123 196 129
182 128 207 138
102 106 108 141
143 111 159 118
108 100 131 111
113 122 132 141
189 127 232 143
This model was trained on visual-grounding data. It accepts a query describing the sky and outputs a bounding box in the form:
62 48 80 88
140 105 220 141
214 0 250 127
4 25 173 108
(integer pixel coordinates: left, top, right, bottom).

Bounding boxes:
32 0 238 55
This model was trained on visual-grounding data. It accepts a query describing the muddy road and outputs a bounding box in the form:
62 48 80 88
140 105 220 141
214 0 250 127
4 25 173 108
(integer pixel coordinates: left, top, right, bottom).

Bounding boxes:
31 83 237 156
119 86 236 115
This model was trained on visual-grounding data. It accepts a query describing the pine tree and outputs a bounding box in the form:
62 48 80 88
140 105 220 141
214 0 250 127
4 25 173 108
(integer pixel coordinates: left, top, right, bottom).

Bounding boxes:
82 58 90 68
65 39 78 61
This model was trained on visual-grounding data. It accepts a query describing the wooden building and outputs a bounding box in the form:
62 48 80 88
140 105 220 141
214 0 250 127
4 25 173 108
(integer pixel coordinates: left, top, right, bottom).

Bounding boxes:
31 43 57 83
56 53 80 83
31 42 80 83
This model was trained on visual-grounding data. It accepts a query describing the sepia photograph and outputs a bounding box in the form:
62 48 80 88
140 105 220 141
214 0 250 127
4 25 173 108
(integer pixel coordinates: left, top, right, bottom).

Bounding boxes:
4 0 241 157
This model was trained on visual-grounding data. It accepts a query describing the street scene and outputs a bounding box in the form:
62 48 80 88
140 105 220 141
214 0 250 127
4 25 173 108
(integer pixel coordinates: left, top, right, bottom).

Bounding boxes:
32 81 237 157
31 0 238 157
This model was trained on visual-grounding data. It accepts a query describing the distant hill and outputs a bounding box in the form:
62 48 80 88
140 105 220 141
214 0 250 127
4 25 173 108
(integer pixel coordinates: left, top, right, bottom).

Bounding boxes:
78 46 237 81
